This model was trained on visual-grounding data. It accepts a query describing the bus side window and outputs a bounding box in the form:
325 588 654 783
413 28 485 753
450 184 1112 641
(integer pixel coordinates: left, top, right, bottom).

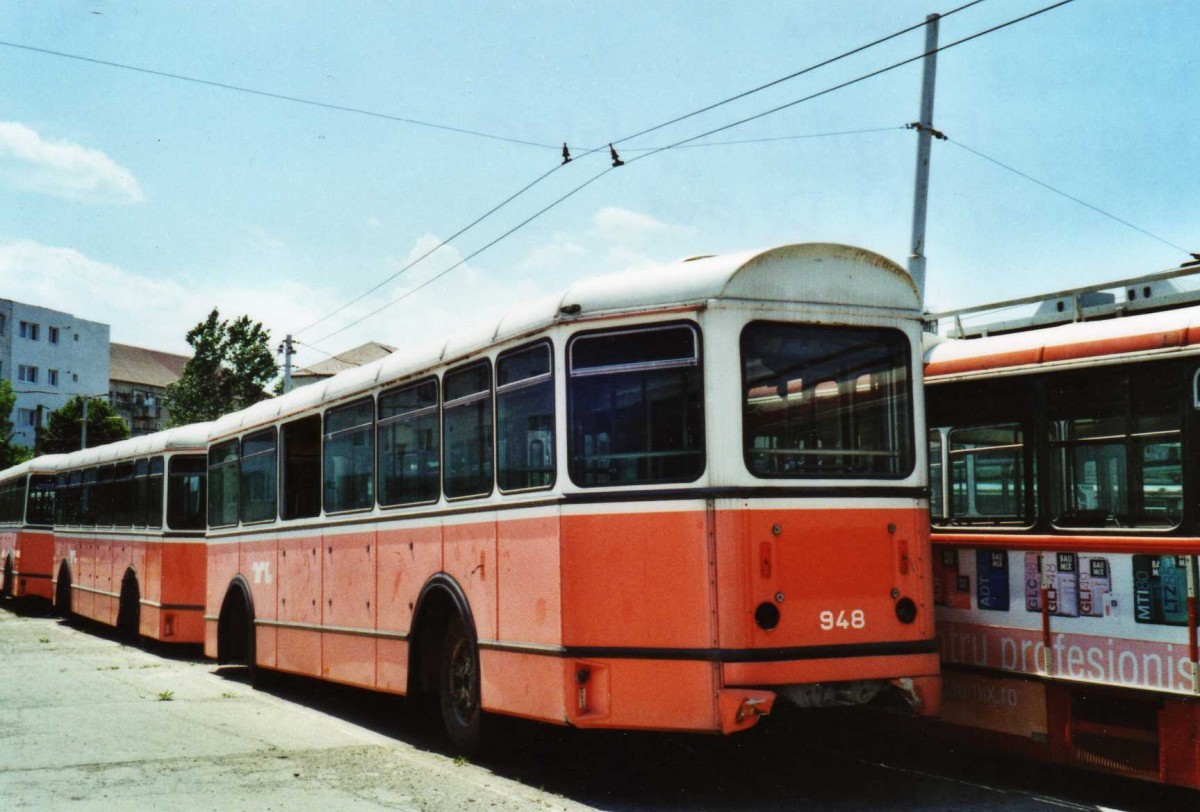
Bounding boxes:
497 342 554 492
568 323 704 487
208 440 240 528
167 455 205 530
281 416 321 520
443 362 493 499
240 428 278 523
324 398 375 513
378 378 440 507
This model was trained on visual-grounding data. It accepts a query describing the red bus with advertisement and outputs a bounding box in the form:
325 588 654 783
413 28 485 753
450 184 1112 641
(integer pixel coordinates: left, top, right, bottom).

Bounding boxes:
51 424 209 642
204 243 940 750
924 285 1200 789
0 455 63 600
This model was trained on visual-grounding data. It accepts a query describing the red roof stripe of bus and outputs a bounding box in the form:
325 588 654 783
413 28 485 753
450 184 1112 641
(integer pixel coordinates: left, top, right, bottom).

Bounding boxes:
924 303 1200 376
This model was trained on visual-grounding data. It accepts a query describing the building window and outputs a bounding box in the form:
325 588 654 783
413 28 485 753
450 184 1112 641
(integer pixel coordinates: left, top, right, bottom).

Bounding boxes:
48 326 59 344
73 373 79 382
47 369 59 387
19 321 39 340
0 314 5 335
17 408 36 427
17 365 38 384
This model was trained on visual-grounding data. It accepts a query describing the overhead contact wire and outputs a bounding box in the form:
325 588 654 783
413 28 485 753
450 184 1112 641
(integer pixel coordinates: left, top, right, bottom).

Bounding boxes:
306 1 1075 344
948 138 1190 254
626 0 1078 164
0 39 560 151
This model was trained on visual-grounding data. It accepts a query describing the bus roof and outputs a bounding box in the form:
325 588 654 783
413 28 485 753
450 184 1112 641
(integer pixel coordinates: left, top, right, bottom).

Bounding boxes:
0 453 70 481
924 301 1200 378
56 422 214 471
211 242 914 440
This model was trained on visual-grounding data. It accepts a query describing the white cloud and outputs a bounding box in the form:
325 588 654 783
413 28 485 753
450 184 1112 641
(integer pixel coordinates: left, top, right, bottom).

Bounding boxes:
591 206 696 243
516 206 701 281
516 232 585 271
248 225 286 250
0 122 143 204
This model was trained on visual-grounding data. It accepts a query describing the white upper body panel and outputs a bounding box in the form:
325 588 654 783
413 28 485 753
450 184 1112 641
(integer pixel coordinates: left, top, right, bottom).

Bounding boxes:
210 243 914 442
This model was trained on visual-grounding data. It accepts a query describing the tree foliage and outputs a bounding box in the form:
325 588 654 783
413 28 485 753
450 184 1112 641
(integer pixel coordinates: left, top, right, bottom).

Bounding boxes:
164 309 276 426
40 396 130 455
0 379 34 467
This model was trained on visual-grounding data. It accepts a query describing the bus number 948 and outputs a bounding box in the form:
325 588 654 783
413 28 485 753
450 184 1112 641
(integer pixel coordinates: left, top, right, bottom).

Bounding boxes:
819 609 866 630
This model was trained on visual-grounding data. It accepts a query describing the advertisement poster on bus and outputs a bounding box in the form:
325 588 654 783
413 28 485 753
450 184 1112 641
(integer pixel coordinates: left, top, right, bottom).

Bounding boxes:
934 547 1198 697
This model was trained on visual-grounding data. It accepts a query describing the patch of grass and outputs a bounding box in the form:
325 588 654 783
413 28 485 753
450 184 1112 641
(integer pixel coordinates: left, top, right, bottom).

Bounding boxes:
156 690 174 702
96 665 120 671
37 637 50 644
221 692 237 699
452 755 469 767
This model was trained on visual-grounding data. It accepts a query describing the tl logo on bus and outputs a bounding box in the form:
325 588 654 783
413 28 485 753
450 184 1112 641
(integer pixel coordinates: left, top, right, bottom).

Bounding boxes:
251 561 273 585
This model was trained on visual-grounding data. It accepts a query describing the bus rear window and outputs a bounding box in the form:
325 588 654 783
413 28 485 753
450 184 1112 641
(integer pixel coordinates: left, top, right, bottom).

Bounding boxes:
568 323 704 487
741 322 913 478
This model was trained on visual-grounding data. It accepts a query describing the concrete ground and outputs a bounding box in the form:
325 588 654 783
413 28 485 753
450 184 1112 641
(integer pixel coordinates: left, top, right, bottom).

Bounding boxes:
2 602 1196 811
0 605 588 811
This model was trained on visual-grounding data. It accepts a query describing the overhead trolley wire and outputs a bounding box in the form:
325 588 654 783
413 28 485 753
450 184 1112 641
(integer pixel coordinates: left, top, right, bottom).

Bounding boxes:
623 0 1078 165
293 161 568 335
948 137 1191 255
306 0 1079 348
607 0 989 150
310 166 617 346
296 3 992 341
0 39 560 151
621 125 907 152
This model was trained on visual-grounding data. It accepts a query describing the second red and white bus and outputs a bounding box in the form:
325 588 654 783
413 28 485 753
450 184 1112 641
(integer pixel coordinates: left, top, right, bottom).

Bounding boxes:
0 455 63 600
51 424 210 642
925 302 1200 789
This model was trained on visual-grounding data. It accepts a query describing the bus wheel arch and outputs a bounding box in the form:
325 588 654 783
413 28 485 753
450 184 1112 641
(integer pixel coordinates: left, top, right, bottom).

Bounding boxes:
54 560 72 617
409 574 481 752
117 568 141 642
217 576 254 663
1 553 13 598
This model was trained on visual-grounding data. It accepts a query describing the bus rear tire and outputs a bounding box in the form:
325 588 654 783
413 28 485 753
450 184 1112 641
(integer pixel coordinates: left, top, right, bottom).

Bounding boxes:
438 616 482 754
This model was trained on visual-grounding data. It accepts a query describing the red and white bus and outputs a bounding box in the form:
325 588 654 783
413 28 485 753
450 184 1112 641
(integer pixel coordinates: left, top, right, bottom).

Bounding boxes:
205 242 940 749
52 424 210 642
0 455 64 600
925 302 1200 789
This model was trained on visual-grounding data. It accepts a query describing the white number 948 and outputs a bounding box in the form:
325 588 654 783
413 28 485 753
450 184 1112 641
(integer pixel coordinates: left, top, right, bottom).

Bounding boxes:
819 609 865 630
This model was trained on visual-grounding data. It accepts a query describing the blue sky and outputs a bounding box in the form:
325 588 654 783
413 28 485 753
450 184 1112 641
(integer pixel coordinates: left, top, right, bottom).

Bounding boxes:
0 1 1194 362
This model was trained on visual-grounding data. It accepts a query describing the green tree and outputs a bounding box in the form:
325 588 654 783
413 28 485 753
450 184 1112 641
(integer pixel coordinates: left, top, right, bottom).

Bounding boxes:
39 396 130 454
0 380 34 467
164 308 277 426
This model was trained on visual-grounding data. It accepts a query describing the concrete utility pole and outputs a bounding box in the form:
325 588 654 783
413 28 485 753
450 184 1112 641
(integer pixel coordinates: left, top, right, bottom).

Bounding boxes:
907 12 940 304
279 334 295 395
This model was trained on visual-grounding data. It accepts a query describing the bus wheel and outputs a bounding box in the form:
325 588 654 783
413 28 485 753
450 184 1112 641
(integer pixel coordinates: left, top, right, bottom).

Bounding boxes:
55 564 72 619
439 616 482 753
117 570 140 644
